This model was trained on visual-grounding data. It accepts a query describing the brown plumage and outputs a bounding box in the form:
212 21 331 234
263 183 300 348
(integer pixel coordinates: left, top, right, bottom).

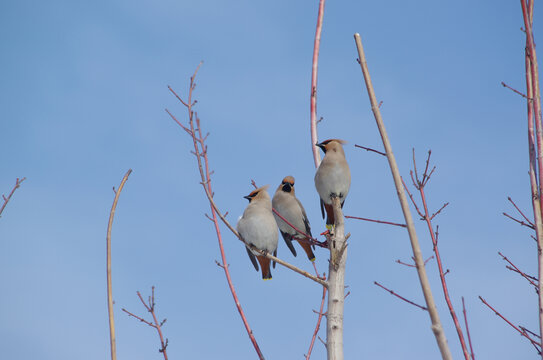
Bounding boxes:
314 139 351 227
272 176 316 261
236 185 279 280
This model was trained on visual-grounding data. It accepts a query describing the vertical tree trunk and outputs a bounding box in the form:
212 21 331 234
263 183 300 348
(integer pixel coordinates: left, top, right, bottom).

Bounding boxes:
327 197 347 360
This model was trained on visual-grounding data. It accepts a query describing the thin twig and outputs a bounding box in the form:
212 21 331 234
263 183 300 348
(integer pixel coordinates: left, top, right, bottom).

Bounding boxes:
462 297 476 360
412 149 421 187
521 326 542 340
396 255 434 268
430 202 449 220
499 252 539 290
122 308 155 327
107 169 132 360
503 212 536 230
506 265 539 282
501 81 530 99
123 288 169 359
421 150 432 186
0 177 26 218
374 281 427 311
345 215 406 228
479 296 541 353
401 177 424 218
354 144 386 156
306 273 327 360
508 196 535 227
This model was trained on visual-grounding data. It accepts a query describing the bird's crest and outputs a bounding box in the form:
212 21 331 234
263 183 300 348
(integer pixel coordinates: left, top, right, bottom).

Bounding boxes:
244 185 270 201
281 176 295 186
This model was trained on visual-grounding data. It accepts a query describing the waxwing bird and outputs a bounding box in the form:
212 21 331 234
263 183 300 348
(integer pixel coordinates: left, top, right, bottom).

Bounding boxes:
236 185 279 280
272 176 316 261
314 139 351 228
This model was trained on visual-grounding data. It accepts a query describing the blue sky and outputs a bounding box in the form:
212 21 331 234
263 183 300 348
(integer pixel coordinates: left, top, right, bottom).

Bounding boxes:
0 0 541 359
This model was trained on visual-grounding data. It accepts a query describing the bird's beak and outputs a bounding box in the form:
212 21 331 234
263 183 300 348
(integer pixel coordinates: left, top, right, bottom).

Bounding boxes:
243 195 252 201
316 142 325 151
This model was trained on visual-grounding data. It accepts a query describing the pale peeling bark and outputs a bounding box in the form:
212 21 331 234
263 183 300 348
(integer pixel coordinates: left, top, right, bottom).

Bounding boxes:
327 196 347 360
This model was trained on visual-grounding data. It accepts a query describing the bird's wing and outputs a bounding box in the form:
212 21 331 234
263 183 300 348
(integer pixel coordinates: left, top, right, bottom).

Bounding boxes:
245 246 259 271
280 230 297 257
296 198 313 238
320 198 325 219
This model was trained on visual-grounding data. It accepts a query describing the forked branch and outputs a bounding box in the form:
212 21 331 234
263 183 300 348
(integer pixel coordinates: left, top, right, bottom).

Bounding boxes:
122 287 169 359
407 150 470 360
167 63 265 360
0 177 26 218
479 296 541 354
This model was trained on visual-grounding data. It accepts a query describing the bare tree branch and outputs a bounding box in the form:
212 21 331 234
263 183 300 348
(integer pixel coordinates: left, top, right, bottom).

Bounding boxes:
167 63 266 360
0 177 26 218
462 297 476 360
354 33 452 360
374 281 427 311
480 296 541 354
107 169 132 360
122 287 169 359
345 215 406 228
354 144 386 156
310 0 326 168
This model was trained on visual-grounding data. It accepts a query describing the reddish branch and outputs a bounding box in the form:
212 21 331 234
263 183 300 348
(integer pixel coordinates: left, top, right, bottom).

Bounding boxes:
306 272 327 360
507 265 539 283
396 255 434 268
310 0 326 168
354 144 386 156
0 177 26 218
401 177 425 218
503 212 536 230
407 150 471 360
345 215 406 228
167 64 266 359
374 281 427 311
122 287 169 359
462 297 476 360
499 251 539 291
479 296 541 354
521 1 543 211
521 326 542 340
501 81 529 99
520 2 543 355
508 197 535 228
